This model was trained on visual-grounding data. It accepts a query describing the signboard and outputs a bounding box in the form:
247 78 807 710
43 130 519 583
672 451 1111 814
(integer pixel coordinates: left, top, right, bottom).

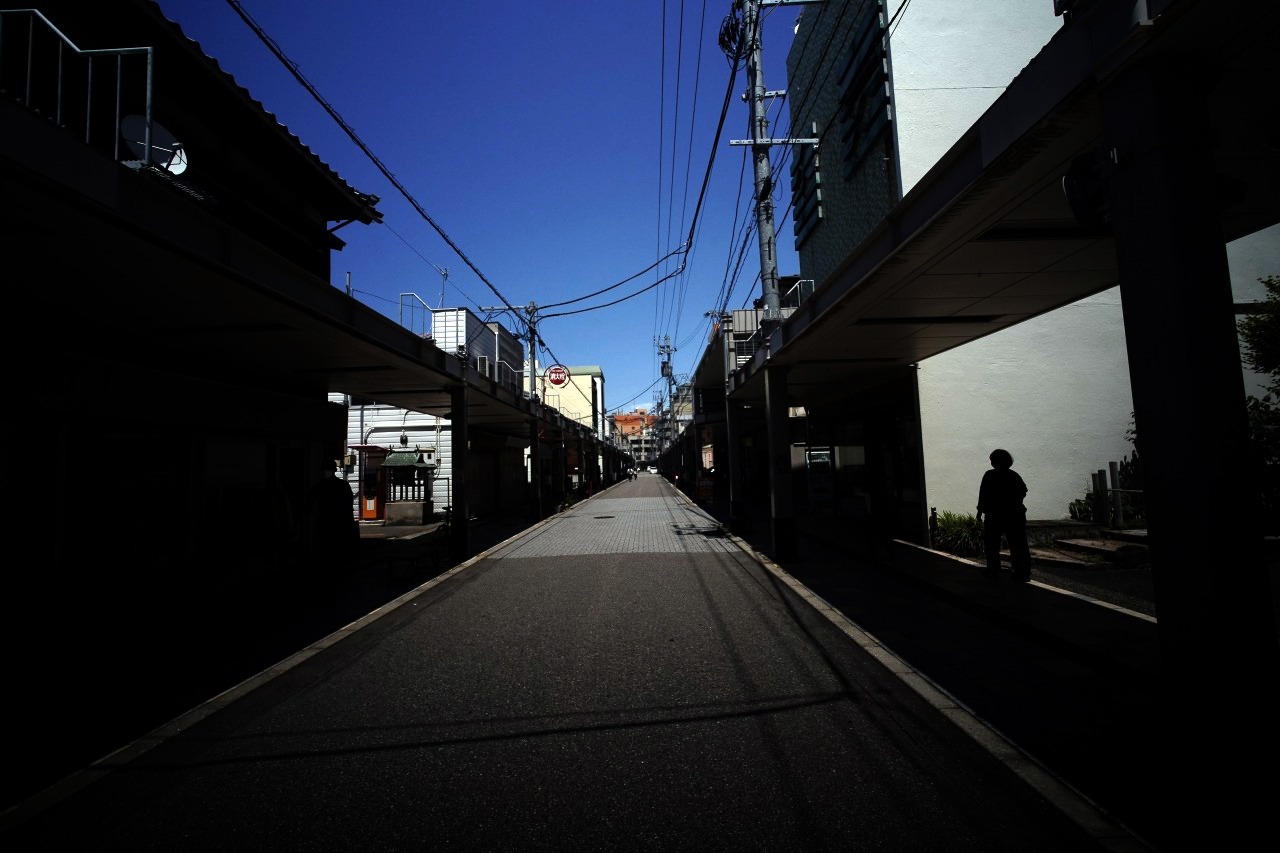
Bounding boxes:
545 364 570 387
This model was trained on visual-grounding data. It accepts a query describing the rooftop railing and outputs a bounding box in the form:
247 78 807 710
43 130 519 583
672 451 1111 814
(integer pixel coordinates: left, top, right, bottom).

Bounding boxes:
0 9 157 168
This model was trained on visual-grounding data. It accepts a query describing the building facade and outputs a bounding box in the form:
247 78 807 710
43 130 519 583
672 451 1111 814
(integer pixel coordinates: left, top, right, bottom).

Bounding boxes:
332 307 531 522
543 365 608 443
782 1 1146 521
613 409 659 467
431 307 525 392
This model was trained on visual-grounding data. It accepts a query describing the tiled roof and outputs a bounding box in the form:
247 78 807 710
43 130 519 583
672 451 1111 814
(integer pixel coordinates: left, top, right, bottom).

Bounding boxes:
143 0 379 216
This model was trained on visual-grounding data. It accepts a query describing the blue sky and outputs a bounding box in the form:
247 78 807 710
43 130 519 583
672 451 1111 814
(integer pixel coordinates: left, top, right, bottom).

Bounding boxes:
155 0 804 414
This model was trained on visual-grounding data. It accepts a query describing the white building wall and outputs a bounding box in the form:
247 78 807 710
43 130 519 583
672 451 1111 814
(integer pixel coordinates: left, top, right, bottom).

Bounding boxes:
892 3 1279 519
431 308 524 389
916 293 1134 519
324 312 531 514
331 393 456 511
546 367 607 442
888 2 1125 519
889 0 1063 194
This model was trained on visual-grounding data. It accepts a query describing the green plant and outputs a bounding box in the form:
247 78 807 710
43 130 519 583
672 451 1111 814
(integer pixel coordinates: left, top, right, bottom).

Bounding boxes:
1068 486 1144 525
1068 496 1093 522
1068 409 1145 523
1239 275 1280 532
932 510 985 557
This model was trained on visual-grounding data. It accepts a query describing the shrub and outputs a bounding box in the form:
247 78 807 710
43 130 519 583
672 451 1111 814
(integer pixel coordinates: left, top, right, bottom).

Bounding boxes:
1068 496 1093 522
1067 486 1144 526
932 510 985 558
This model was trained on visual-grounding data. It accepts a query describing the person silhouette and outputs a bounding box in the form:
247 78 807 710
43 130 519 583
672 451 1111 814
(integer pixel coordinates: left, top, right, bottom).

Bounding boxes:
976 448 1031 582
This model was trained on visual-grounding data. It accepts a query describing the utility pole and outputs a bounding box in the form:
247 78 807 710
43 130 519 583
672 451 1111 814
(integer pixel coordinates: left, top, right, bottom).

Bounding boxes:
658 336 675 455
526 302 540 401
481 301 544 520
730 0 820 326
728 0 819 560
746 0 780 324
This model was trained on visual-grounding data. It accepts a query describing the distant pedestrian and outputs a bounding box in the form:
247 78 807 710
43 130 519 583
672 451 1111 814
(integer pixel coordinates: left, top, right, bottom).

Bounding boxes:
976 448 1031 582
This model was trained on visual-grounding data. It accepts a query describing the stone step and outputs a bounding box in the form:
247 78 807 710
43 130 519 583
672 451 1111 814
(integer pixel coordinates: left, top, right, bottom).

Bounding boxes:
1055 538 1142 557
1026 546 1093 568
1100 528 1149 544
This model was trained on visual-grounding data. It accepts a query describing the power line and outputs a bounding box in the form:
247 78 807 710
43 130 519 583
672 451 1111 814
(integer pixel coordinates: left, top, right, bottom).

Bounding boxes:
542 267 687 319
221 0 768 412
538 247 687 311
223 0 519 315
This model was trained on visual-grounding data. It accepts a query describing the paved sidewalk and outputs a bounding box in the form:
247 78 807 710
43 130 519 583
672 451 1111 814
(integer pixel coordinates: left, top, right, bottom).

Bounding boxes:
3 476 1153 851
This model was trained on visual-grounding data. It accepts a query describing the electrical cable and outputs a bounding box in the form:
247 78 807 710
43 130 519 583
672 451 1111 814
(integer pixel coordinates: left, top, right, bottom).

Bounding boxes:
223 0 520 316
222 0 775 414
538 247 686 310
542 267 687 319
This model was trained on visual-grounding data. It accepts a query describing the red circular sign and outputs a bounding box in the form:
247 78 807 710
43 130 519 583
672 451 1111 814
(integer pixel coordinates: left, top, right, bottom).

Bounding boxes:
546 365 570 387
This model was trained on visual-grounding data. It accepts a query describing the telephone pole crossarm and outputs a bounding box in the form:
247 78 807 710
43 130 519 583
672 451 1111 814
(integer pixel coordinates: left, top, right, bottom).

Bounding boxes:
729 138 818 146
760 0 825 7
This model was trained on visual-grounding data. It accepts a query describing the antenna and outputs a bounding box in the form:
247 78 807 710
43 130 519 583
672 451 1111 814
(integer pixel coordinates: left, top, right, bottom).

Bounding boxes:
435 265 449 308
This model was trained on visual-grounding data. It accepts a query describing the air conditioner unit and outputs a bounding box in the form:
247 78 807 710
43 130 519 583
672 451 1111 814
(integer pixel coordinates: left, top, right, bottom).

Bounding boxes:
477 355 491 378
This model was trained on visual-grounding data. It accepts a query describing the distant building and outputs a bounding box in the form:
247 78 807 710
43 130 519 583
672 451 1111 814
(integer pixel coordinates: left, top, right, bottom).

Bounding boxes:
613 408 659 466
543 365 608 443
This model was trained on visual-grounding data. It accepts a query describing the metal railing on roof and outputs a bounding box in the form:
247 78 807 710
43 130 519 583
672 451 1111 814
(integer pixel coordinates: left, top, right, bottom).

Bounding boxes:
0 8 157 168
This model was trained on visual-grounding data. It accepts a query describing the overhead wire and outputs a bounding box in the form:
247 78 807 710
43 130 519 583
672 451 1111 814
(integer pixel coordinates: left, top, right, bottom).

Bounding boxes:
650 1 741 395
888 0 916 37
542 267 688 320
657 0 687 339
633 1 746 379
222 0 520 317
608 376 667 414
537 5 742 323
664 0 713 352
379 220 492 315
222 0 776 414
538 247 686 311
710 146 754 316
653 0 672 353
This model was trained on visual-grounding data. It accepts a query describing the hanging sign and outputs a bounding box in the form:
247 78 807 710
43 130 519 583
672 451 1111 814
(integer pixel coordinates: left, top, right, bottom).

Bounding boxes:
545 364 570 387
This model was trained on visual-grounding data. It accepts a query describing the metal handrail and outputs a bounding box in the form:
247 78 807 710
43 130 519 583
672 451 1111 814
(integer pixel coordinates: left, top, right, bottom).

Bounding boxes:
0 9 154 165
398 292 433 337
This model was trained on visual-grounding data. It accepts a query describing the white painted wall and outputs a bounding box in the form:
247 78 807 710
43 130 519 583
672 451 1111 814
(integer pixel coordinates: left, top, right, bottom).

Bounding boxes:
891 3 1279 519
889 0 1064 193
331 393 456 511
916 291 1134 520
889 1 1117 519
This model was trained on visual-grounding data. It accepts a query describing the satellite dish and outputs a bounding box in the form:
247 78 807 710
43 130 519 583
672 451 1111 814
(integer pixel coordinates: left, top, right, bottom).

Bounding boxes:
120 114 188 175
